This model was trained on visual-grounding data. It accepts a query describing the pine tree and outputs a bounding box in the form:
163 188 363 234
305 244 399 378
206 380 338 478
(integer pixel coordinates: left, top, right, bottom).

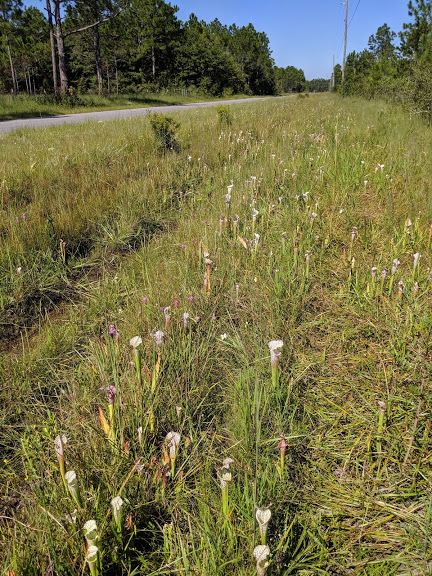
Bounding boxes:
0 0 23 94
400 0 432 60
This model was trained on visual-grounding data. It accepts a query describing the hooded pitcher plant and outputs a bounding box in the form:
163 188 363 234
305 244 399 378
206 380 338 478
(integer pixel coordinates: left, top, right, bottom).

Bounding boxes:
200 240 210 268
130 336 143 387
225 193 231 213
204 258 212 295
255 505 272 545
152 331 163 381
348 225 358 261
277 435 289 477
388 258 400 295
268 340 283 389
413 252 421 282
165 431 181 477
182 312 189 330
85 545 99 576
150 330 164 431
99 385 116 441
380 267 388 294
164 307 171 329
84 520 101 574
305 249 311 280
54 434 68 493
252 208 259 234
65 470 83 508
253 545 270 576
151 330 164 393
111 495 124 535
84 519 100 547
217 458 234 521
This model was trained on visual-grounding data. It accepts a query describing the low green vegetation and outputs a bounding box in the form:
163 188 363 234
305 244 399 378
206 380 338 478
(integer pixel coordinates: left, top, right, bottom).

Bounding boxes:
0 91 254 122
1 93 432 575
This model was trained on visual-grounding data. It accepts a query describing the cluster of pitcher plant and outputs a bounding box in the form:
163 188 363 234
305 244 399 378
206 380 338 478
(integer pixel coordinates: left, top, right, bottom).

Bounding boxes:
346 219 431 299
50 183 430 575
54 331 285 574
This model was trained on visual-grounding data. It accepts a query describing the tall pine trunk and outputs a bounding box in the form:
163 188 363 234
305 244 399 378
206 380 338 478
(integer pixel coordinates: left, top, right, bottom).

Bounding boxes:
5 33 17 96
24 69 30 94
46 0 58 94
93 23 103 95
114 54 119 95
53 0 68 93
151 45 156 81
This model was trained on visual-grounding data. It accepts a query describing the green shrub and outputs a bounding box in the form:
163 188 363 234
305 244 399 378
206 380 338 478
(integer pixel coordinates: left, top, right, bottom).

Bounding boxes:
149 113 181 152
216 104 233 126
405 63 432 123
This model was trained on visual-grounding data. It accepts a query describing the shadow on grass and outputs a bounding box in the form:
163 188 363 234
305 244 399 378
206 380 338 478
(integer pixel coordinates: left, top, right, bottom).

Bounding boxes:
0 110 62 122
0 217 165 352
0 97 185 122
122 95 183 106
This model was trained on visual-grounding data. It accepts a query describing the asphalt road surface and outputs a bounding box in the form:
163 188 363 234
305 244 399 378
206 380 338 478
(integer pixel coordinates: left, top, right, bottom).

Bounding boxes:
0 97 269 135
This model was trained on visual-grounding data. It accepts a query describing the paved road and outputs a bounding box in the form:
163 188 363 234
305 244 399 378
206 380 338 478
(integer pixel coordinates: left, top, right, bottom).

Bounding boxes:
0 97 269 135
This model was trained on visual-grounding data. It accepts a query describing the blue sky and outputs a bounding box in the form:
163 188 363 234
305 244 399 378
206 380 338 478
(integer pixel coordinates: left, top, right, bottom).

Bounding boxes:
173 0 410 79
25 0 412 80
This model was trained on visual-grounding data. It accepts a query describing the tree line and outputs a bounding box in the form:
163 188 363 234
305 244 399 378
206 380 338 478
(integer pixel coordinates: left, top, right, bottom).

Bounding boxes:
0 0 275 96
336 0 432 121
0 1 330 98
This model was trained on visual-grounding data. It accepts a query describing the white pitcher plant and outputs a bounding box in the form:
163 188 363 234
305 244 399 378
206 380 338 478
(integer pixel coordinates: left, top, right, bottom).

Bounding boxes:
130 336 142 386
54 434 68 493
268 340 283 389
253 545 270 576
65 470 82 508
255 505 272 545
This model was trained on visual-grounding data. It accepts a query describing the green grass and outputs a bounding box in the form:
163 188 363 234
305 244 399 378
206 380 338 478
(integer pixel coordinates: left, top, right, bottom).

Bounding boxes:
1 93 432 575
0 92 259 122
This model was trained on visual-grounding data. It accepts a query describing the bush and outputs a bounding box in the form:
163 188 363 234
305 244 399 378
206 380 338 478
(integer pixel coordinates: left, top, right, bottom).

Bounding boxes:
149 113 181 152
57 89 85 108
404 63 432 123
216 105 233 126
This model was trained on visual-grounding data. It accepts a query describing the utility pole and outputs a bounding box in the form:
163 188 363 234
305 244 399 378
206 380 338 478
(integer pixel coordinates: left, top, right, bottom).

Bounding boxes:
342 0 348 84
332 54 335 89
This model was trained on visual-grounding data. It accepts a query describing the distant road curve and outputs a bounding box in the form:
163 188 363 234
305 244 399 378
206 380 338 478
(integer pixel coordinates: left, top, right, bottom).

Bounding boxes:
0 97 271 135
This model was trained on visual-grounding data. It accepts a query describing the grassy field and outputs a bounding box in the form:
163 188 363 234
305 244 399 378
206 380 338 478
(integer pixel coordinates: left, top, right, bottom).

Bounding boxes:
1 93 432 575
0 92 256 122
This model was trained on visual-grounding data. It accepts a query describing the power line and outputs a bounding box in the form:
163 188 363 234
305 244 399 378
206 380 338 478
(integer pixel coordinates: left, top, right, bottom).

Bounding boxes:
335 2 346 61
335 0 360 64
334 2 345 45
348 0 361 28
